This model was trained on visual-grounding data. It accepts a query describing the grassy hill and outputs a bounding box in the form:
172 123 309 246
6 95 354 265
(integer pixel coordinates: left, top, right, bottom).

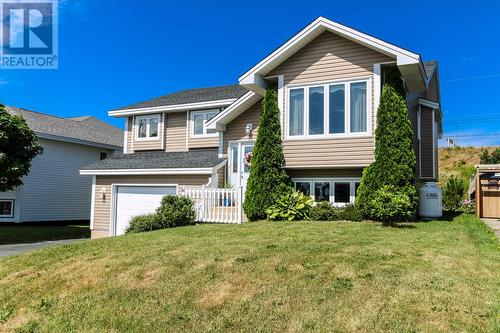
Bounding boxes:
0 216 499 332
438 146 497 185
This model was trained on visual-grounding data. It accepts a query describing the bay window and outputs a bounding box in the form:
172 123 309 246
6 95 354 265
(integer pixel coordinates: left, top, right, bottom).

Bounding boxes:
289 88 304 136
287 79 370 138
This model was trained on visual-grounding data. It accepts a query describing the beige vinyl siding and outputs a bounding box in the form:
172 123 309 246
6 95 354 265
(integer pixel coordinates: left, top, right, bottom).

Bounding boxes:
288 168 363 178
267 31 393 168
188 111 220 149
165 111 188 152
283 137 375 167
130 114 164 151
217 165 226 188
420 107 434 179
92 174 209 236
223 101 261 152
125 116 133 153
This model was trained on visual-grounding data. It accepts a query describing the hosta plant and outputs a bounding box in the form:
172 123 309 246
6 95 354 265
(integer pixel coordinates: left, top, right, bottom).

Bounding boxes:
266 191 314 221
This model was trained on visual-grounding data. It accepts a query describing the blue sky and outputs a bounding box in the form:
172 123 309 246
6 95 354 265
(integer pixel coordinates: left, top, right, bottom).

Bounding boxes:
1 0 499 146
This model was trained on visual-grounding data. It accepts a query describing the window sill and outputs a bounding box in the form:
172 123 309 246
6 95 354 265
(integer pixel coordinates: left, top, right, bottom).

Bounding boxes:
135 137 161 142
284 133 373 141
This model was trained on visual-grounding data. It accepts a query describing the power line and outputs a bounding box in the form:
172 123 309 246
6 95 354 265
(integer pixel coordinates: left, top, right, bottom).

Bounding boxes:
442 73 500 83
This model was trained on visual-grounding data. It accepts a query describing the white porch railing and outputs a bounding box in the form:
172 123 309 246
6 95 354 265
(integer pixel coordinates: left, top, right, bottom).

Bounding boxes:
179 186 243 224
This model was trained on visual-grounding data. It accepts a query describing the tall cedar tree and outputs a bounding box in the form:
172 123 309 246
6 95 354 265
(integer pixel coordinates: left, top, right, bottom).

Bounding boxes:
244 88 292 220
0 104 43 191
356 83 417 217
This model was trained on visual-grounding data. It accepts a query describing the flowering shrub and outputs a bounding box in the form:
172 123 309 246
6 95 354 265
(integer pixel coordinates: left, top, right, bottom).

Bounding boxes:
243 151 252 167
459 199 475 214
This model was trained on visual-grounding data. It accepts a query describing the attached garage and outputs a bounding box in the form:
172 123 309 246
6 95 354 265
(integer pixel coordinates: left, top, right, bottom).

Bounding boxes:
113 185 177 236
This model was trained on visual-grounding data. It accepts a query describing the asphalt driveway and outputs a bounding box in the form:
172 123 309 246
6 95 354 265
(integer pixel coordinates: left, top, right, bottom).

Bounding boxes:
0 239 81 258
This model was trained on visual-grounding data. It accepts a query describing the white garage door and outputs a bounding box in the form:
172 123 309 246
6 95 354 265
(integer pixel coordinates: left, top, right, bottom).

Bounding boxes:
114 186 177 236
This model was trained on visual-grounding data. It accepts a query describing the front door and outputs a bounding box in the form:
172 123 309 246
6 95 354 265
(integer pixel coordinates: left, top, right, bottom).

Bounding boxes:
229 142 254 193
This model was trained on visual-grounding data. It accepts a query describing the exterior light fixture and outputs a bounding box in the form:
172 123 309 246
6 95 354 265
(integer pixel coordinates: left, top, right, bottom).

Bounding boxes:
245 123 253 134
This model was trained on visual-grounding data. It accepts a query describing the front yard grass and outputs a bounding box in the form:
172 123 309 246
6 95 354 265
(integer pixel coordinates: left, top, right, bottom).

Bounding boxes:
0 222 90 245
0 214 498 332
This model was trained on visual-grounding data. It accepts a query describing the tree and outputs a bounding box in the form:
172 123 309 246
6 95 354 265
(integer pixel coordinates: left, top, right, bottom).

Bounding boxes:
442 175 467 211
0 104 43 191
243 88 292 220
480 148 500 164
356 83 417 223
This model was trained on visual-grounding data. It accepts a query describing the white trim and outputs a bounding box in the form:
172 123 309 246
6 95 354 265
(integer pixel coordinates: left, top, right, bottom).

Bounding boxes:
285 78 372 140
90 176 96 230
131 115 135 152
286 164 370 169
417 105 422 179
110 183 179 236
108 99 236 117
206 91 258 129
123 117 128 153
373 64 381 131
134 114 161 141
432 109 436 180
239 17 422 88
80 168 215 176
418 98 440 110
293 177 362 207
0 199 14 218
277 75 284 133
161 112 165 150
36 133 121 150
189 109 220 138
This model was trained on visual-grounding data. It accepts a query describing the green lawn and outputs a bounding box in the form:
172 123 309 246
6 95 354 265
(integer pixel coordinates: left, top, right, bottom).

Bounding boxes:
0 215 498 332
0 222 90 245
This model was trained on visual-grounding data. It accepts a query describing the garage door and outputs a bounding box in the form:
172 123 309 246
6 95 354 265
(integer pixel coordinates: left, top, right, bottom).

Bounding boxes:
114 186 176 236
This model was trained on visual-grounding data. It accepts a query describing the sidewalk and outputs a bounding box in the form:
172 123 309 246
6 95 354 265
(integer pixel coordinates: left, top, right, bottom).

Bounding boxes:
481 218 500 239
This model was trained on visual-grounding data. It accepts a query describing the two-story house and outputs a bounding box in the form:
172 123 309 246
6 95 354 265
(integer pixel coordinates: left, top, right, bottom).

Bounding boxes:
81 17 441 238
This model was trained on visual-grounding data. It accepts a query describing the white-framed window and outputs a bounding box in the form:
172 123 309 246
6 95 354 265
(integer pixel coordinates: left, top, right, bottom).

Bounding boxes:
0 200 14 218
135 114 160 140
286 78 371 139
293 178 361 206
190 109 219 137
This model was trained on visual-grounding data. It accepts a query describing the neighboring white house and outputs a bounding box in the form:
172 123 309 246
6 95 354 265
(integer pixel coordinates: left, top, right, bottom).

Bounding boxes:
0 106 123 223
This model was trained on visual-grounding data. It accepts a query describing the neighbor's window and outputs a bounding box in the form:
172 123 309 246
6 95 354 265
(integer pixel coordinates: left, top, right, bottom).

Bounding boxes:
0 200 13 218
100 152 108 160
288 80 368 137
191 110 219 136
136 115 160 139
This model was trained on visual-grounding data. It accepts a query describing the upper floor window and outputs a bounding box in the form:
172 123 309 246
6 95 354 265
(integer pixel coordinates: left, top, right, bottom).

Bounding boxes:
287 79 370 138
136 114 160 140
191 110 219 137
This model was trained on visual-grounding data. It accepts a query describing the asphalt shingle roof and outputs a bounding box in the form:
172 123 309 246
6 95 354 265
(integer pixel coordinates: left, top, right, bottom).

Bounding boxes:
6 106 123 148
81 149 224 170
114 84 248 111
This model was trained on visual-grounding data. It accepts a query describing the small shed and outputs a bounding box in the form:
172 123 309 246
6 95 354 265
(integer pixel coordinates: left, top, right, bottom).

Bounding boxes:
473 165 500 218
